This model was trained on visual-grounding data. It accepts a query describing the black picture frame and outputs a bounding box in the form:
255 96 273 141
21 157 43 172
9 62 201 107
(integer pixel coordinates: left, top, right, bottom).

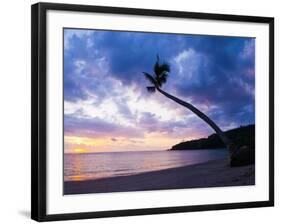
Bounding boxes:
31 2 274 222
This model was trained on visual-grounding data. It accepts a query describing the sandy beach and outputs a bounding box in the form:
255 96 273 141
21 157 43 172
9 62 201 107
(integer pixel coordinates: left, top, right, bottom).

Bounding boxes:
64 159 255 195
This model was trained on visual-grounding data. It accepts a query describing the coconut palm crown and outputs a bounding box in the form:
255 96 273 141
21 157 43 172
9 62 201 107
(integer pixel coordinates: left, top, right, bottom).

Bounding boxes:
143 55 170 92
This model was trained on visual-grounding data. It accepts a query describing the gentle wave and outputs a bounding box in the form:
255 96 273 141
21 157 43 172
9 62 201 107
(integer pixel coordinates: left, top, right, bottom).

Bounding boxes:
64 149 228 181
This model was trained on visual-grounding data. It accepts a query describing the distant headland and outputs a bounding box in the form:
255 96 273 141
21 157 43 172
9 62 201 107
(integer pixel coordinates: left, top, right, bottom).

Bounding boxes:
170 124 255 151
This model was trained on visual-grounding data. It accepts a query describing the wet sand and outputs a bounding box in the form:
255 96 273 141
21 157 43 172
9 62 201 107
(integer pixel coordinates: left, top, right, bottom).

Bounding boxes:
64 159 255 195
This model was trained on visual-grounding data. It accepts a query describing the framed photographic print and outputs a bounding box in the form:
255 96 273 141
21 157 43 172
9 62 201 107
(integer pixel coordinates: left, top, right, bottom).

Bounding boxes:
31 2 274 222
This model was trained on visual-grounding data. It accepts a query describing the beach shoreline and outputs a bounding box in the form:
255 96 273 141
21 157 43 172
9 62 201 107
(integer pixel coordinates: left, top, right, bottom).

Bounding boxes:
64 159 255 195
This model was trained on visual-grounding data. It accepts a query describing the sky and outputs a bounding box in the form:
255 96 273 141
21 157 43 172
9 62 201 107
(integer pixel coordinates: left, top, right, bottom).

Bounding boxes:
64 28 255 154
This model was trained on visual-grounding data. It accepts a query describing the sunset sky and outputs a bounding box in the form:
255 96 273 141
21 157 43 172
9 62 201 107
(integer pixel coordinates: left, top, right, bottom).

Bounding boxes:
64 28 255 154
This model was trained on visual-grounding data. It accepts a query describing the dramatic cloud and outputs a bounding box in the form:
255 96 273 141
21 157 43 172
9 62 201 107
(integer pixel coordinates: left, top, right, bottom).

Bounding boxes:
64 28 255 153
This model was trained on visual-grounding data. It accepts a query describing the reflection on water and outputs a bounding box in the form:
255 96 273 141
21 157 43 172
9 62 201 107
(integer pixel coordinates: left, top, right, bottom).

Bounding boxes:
64 149 228 181
69 155 83 181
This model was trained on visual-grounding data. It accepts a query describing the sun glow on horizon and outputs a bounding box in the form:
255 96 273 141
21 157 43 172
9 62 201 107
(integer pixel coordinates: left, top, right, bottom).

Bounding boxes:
65 131 203 154
73 148 89 154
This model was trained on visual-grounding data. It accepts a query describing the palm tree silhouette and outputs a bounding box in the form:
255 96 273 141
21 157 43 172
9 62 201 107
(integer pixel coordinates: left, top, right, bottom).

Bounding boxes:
143 55 252 166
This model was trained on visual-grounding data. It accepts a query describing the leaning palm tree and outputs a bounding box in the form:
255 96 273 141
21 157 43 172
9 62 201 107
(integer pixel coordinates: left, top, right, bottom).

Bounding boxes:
143 55 252 167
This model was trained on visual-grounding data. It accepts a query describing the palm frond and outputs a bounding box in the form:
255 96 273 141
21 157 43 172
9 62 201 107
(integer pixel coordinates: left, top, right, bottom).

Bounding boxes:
156 54 159 62
154 61 170 78
156 72 168 86
143 72 157 86
159 63 170 74
146 86 156 93
154 54 161 75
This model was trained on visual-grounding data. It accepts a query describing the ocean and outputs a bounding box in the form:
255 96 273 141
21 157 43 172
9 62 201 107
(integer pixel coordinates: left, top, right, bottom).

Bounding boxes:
64 149 228 182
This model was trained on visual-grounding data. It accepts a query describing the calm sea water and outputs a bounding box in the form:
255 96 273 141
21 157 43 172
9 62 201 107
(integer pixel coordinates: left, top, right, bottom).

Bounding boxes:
64 149 228 182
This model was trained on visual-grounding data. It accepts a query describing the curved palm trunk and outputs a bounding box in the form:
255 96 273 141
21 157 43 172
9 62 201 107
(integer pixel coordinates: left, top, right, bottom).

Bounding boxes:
156 87 235 154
